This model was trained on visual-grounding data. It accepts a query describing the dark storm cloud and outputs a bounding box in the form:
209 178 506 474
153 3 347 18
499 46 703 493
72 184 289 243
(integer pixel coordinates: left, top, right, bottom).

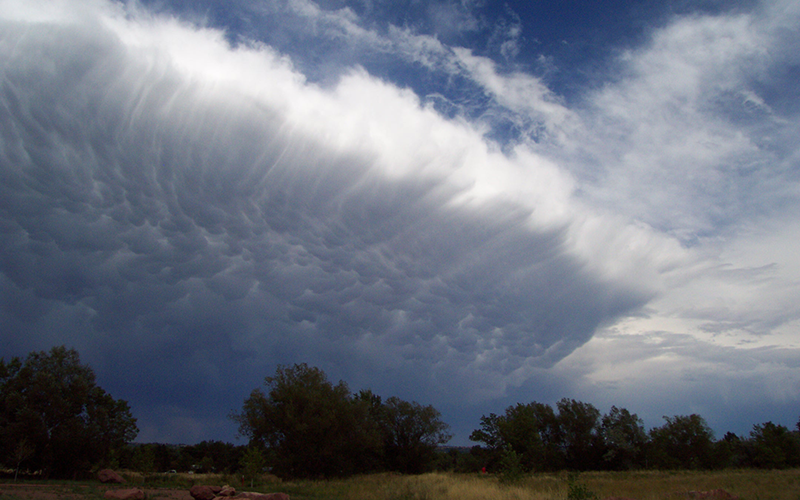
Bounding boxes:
0 6 646 441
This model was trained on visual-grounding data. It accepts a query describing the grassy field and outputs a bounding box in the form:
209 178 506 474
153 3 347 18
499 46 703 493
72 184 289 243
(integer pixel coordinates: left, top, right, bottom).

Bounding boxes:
2 470 799 500
273 470 800 500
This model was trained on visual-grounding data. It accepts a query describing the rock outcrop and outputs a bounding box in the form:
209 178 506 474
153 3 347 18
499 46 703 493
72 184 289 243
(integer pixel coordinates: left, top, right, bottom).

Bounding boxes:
218 486 237 497
189 486 288 500
189 485 222 500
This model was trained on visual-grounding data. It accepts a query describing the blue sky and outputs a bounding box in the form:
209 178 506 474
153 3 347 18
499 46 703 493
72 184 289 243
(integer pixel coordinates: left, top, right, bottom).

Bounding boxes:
1 0 799 446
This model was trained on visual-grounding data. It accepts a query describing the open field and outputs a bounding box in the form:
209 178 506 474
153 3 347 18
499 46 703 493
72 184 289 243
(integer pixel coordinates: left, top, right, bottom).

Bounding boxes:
1 470 799 500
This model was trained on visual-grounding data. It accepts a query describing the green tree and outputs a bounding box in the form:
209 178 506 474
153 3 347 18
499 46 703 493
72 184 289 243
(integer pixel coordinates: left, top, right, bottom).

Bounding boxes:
240 446 266 487
152 443 180 473
557 398 602 470
470 413 503 451
353 389 388 471
713 431 746 469
186 441 243 473
566 472 599 500
470 402 561 472
748 421 800 469
498 444 524 483
648 414 714 469
0 346 138 477
231 363 381 478
503 402 562 471
468 413 505 470
600 406 647 470
375 396 452 473
132 444 156 475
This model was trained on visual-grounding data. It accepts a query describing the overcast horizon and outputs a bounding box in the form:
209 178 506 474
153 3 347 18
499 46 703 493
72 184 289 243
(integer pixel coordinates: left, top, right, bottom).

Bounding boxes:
2 0 799 446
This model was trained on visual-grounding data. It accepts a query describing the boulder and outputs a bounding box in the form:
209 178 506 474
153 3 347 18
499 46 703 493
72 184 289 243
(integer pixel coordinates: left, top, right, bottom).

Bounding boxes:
218 486 237 497
190 485 222 500
104 489 145 500
98 469 125 484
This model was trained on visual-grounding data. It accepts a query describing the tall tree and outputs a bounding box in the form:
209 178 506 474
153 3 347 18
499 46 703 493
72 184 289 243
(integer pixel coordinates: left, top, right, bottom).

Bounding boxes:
375 396 452 474
231 363 381 478
556 398 602 470
0 346 138 477
600 406 647 470
748 421 800 469
648 414 714 469
240 446 266 487
503 402 562 471
470 401 561 472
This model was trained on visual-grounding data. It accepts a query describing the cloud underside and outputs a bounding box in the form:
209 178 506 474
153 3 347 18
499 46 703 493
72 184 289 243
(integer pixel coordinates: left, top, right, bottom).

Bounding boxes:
0 14 643 407
2 0 800 442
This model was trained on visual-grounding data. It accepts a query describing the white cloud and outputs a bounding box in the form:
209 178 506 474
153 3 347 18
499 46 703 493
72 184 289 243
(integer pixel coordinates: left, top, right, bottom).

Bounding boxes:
452 48 579 143
570 9 793 236
2 0 799 442
530 0 800 436
555 326 800 433
0 0 661 441
425 0 482 38
284 0 388 48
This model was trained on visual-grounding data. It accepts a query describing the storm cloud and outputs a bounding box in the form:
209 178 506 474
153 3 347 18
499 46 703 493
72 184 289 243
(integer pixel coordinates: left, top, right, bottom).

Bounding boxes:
2 0 800 443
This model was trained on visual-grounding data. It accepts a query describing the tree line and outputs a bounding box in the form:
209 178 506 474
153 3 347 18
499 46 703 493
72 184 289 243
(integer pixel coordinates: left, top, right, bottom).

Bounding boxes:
3 349 800 479
467 400 800 473
116 440 245 475
231 364 800 476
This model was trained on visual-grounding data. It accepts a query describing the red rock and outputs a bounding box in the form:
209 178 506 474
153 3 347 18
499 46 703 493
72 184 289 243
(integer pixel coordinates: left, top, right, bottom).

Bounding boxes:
98 469 125 484
104 488 145 500
190 485 222 500
218 486 236 497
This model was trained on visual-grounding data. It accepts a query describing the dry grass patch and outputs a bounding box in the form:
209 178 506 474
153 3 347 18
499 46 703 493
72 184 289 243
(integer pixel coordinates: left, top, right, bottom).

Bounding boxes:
2 469 799 500
278 470 800 500
569 469 800 500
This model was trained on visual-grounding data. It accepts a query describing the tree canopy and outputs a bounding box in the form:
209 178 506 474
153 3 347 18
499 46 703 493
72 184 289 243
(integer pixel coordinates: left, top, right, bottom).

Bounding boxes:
648 414 715 469
231 363 451 478
468 401 800 473
469 403 720 472
366 393 452 474
0 346 138 477
600 406 647 470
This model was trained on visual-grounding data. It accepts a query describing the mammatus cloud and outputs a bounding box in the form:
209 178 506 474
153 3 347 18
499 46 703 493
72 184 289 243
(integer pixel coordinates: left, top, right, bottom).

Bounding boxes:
0 0 651 440
1 0 799 442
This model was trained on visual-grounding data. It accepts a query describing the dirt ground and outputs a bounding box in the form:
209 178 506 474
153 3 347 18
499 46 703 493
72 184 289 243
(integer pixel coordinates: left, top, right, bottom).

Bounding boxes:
0 482 192 500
